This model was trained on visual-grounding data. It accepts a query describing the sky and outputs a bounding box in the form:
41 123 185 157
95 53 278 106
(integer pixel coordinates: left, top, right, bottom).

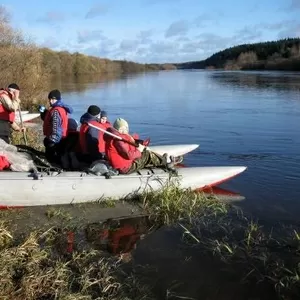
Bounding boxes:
1 0 300 63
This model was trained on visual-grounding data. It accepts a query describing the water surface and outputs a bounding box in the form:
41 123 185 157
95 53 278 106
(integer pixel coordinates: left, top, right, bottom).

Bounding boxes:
57 70 300 221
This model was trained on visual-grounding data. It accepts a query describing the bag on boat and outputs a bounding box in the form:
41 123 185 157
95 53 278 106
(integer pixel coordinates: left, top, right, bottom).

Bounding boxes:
0 139 36 172
87 159 119 177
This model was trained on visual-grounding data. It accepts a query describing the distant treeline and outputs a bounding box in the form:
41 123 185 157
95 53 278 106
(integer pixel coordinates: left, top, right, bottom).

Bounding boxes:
0 6 175 109
41 48 176 76
176 38 300 71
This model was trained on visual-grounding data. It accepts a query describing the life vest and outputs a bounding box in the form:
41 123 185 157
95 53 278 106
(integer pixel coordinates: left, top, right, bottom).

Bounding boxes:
102 121 111 129
105 129 140 172
43 106 68 139
0 90 15 123
79 120 107 153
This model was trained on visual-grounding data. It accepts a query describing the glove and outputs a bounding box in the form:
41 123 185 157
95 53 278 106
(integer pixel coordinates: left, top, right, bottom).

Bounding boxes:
43 137 55 148
38 105 46 113
137 144 146 153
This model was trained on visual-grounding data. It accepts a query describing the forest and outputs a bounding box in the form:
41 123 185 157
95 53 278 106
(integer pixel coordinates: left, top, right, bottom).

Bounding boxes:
176 38 300 71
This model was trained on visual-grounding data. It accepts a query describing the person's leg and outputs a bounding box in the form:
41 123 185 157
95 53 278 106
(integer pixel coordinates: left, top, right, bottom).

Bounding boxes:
125 150 174 174
0 135 10 144
0 120 12 144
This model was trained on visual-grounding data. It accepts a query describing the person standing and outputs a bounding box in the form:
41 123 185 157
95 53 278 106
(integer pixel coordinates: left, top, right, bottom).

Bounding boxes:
0 83 26 143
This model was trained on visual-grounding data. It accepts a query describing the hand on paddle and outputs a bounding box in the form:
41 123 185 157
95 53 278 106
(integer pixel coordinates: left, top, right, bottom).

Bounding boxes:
137 144 146 152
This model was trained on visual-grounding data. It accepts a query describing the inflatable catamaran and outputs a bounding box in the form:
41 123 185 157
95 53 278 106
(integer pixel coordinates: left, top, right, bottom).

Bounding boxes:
0 143 247 207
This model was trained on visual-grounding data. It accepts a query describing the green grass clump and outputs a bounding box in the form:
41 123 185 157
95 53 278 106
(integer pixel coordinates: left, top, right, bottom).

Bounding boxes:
131 181 228 226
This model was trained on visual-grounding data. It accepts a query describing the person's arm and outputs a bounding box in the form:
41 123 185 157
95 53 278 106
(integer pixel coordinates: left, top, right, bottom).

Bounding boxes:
86 126 100 155
48 110 63 143
114 139 142 160
10 121 22 132
0 94 20 111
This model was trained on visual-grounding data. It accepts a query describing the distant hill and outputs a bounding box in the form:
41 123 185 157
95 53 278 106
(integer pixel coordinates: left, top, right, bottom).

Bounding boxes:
176 38 300 71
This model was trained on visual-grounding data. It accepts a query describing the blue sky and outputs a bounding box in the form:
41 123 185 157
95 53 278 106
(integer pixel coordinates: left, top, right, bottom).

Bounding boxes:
2 0 300 63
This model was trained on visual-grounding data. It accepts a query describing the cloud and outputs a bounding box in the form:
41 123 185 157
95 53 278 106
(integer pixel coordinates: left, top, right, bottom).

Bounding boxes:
40 36 60 49
193 14 215 27
36 11 65 23
119 39 138 52
77 30 105 43
136 29 154 44
287 0 300 10
235 26 263 42
85 3 109 19
149 41 177 53
142 0 183 6
278 23 300 39
165 20 190 38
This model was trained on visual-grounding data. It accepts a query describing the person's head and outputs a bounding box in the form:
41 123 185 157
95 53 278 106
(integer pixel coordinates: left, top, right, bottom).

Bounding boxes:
100 110 108 124
113 118 129 134
48 89 61 106
7 83 20 99
87 105 101 119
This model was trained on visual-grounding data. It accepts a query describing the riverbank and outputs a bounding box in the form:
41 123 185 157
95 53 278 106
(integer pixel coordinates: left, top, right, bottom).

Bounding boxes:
1 180 300 299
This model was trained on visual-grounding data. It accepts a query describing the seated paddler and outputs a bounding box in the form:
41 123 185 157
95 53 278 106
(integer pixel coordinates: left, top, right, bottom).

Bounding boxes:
104 117 175 174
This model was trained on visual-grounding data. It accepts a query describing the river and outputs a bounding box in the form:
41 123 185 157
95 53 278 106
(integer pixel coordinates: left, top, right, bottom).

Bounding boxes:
55 70 300 221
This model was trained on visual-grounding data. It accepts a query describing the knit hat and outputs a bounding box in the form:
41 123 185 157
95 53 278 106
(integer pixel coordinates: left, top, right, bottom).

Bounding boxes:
100 110 107 118
48 89 61 100
87 105 101 116
113 118 129 131
8 83 20 90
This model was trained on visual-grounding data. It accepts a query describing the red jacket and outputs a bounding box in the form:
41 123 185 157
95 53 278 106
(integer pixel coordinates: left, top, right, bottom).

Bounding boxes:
43 106 68 141
102 121 111 129
79 120 108 154
104 127 141 173
0 90 15 123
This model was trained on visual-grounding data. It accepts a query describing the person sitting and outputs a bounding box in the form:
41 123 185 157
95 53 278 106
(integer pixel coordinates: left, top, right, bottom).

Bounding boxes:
59 118 81 170
79 105 107 164
104 118 175 174
39 89 73 164
99 111 111 129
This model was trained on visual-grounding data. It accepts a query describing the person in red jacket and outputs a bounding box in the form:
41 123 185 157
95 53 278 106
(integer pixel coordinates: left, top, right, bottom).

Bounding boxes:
79 105 107 163
40 89 73 163
99 110 111 129
0 83 26 143
104 118 175 174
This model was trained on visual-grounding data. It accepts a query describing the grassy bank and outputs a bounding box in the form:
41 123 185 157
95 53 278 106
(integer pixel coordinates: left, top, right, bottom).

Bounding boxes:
1 180 300 299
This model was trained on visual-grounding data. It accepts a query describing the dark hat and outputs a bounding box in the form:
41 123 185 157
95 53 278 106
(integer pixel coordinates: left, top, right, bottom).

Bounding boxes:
8 83 20 90
48 89 61 100
100 110 107 117
87 105 101 116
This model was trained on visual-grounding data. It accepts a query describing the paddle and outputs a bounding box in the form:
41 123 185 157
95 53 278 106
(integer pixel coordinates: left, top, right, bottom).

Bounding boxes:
18 105 28 145
86 122 149 149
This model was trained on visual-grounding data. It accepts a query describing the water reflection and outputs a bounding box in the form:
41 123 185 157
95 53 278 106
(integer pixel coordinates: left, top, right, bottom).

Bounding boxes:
49 73 146 94
85 215 151 255
210 70 300 92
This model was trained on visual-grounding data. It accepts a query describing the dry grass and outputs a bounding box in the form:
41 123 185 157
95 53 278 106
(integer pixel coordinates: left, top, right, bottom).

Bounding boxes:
0 221 155 300
11 126 44 150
